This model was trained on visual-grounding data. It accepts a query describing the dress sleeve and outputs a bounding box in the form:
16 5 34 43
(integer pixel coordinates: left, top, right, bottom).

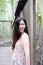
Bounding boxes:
12 43 26 65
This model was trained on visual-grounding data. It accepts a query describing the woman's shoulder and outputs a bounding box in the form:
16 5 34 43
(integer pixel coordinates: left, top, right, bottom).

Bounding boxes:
15 32 29 48
22 32 30 46
22 32 29 40
24 32 29 37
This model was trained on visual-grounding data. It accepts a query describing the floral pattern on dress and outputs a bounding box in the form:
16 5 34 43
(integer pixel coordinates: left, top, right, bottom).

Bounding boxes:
12 43 26 65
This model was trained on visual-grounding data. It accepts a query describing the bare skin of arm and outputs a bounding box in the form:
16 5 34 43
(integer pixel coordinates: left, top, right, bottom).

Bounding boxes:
22 33 30 65
25 36 30 65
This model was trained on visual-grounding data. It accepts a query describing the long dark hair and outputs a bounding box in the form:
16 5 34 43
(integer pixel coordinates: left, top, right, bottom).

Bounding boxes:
12 17 29 50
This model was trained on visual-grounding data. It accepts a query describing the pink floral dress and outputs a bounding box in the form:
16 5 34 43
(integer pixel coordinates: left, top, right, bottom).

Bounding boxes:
12 42 26 65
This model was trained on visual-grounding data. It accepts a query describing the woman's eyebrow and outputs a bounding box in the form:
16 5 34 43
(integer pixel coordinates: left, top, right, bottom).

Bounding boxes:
20 22 24 24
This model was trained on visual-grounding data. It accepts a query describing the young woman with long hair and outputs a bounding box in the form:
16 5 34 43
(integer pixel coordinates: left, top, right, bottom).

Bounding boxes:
12 17 30 65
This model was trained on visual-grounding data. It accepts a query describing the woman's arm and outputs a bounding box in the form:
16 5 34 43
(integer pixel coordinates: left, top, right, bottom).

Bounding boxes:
22 34 30 65
26 37 30 65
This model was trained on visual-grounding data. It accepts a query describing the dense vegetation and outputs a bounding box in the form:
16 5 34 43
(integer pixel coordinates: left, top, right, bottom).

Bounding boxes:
0 0 18 42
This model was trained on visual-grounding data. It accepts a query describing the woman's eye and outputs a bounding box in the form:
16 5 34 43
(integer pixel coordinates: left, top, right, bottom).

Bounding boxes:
20 23 25 25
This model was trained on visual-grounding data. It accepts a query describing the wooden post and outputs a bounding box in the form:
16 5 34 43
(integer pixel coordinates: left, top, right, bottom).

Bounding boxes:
23 0 36 65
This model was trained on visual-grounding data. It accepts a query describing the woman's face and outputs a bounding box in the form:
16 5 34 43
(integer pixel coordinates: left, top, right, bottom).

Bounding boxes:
19 20 26 33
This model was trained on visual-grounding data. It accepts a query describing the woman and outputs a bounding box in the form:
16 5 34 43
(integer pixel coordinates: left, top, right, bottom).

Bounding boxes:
12 17 30 65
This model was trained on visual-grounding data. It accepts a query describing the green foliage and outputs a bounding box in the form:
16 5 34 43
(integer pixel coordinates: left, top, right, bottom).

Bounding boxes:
13 0 19 15
0 0 12 20
36 3 42 24
36 12 42 24
36 2 43 41
0 0 19 20
0 0 18 40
